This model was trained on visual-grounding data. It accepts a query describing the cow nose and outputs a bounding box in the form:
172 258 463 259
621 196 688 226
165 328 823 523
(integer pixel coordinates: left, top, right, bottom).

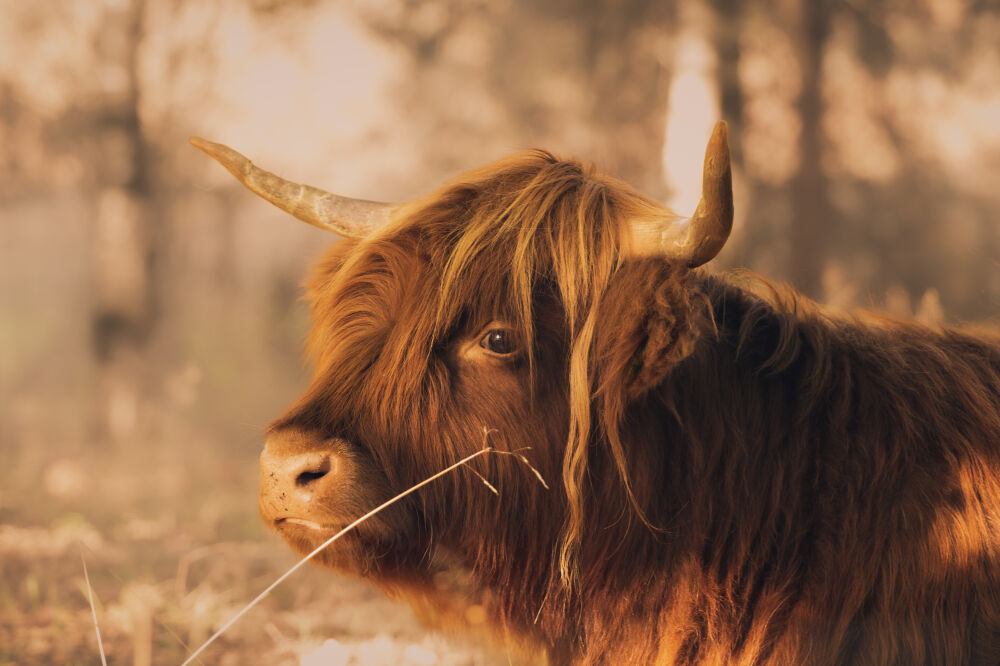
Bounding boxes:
260 444 338 507
293 455 331 488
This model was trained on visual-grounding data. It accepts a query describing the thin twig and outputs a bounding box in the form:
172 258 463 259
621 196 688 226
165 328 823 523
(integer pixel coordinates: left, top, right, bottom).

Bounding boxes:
179 446 496 666
468 466 500 495
80 548 109 666
478 428 550 490
492 448 550 490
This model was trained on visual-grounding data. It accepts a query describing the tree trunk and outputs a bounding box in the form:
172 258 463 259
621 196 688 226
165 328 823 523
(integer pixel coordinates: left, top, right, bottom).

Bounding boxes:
789 0 833 297
91 0 156 444
580 0 677 198
708 0 749 267
710 0 744 170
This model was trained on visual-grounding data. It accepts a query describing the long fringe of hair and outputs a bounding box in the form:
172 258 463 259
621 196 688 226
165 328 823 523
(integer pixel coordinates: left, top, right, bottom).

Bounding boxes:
384 150 685 587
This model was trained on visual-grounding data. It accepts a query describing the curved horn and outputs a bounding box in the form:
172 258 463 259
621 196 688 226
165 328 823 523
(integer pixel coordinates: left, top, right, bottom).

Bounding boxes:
630 121 733 267
189 137 396 238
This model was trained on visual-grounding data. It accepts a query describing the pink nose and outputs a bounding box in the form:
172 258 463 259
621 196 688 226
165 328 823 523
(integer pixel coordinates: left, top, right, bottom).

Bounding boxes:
259 440 339 521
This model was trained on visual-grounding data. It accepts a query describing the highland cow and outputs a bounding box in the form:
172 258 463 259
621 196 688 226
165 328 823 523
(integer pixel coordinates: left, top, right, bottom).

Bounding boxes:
193 124 1000 665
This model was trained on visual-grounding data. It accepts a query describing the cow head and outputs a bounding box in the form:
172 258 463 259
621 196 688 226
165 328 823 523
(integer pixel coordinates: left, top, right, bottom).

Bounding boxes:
192 125 732 589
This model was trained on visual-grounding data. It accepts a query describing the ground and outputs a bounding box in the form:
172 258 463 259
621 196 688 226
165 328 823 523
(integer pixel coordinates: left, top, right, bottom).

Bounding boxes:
0 445 510 665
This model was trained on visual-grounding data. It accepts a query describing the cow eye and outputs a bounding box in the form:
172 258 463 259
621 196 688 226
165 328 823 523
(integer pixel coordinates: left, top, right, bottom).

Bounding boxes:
479 328 518 355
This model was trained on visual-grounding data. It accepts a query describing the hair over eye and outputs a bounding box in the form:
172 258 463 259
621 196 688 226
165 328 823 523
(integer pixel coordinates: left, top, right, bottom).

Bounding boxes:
479 328 518 355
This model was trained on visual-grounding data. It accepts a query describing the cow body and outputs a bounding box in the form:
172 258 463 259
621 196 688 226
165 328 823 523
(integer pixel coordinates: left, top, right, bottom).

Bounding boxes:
197 135 1000 664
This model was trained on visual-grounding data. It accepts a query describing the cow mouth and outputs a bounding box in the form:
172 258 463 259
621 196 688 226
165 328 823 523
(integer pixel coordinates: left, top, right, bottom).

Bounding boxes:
272 516 375 572
274 517 342 537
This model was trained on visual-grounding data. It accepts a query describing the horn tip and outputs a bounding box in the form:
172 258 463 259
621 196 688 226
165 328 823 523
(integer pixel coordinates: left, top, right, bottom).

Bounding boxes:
189 136 230 159
188 136 251 179
189 135 211 151
707 122 730 158
704 121 732 179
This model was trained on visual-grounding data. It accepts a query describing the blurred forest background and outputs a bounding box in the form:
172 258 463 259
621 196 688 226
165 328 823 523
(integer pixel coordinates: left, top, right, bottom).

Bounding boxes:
2 0 999 663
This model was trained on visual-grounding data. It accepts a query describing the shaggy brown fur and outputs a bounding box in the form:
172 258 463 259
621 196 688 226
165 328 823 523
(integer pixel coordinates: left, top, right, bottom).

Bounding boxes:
264 150 1000 664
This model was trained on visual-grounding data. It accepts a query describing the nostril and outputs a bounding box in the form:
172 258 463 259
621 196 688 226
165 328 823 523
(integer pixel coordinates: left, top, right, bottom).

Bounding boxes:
294 457 331 487
295 469 327 486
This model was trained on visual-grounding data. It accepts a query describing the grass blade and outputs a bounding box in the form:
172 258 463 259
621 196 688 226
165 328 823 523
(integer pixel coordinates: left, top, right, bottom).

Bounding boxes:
80 548 109 666
180 446 496 665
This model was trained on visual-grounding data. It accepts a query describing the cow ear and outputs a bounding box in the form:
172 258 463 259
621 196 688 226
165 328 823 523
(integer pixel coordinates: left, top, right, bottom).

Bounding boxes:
594 260 702 400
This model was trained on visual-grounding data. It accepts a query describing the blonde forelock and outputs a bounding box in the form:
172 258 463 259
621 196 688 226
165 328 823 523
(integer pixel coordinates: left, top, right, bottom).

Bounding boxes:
389 150 674 589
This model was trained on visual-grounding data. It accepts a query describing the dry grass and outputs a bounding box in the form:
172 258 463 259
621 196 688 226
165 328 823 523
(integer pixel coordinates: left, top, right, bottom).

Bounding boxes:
80 549 108 665
1 437 545 665
181 445 503 664
4 535 502 665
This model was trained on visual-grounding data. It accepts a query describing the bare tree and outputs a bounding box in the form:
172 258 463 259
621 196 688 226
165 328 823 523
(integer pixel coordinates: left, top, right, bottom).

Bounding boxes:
789 0 833 297
90 0 158 443
358 0 678 196
709 0 744 171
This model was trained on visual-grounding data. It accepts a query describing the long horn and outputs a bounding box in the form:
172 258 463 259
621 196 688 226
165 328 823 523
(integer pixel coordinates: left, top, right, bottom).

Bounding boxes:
190 137 396 238
629 121 733 267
